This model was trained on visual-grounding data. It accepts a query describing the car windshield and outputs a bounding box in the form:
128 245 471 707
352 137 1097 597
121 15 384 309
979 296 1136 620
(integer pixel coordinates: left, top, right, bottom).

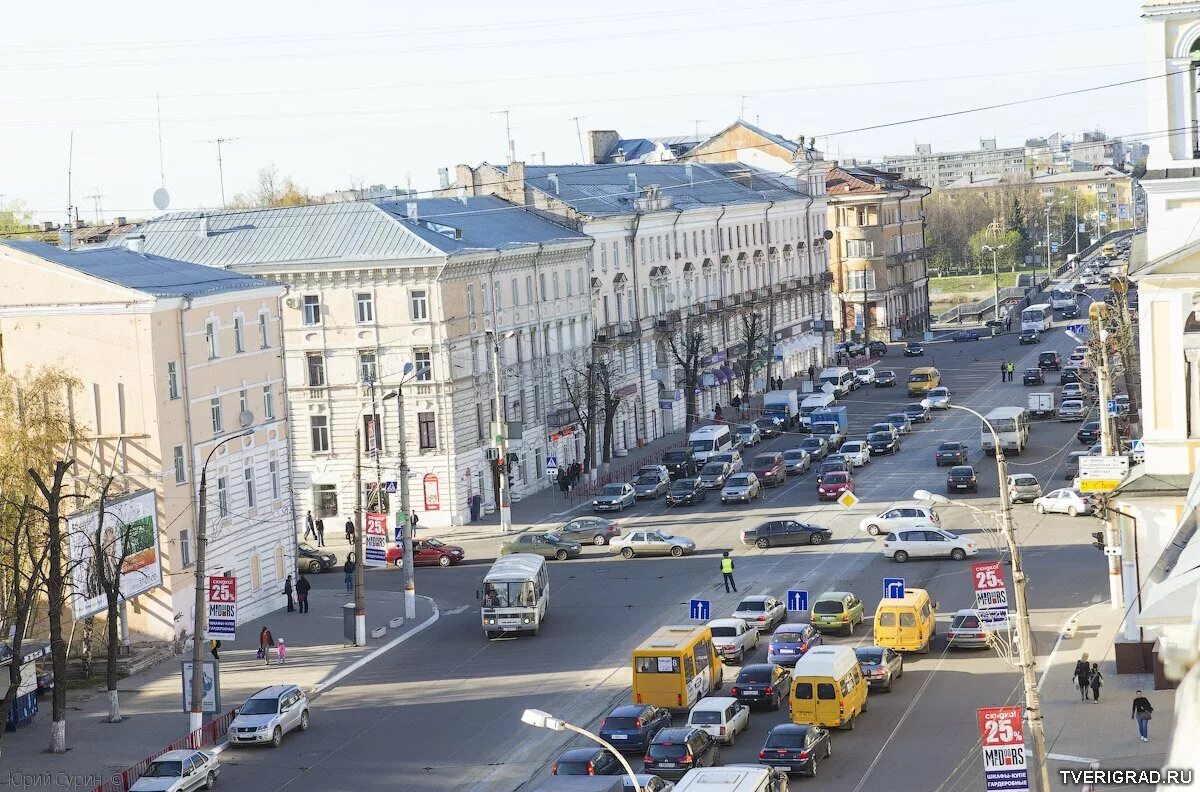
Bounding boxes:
752 455 777 468
951 467 973 476
879 371 895 378
930 388 947 396
938 443 959 451
773 631 807 643
482 581 537 607
737 666 773 683
689 711 723 725
709 625 737 638
952 614 981 629
602 485 626 495
141 761 183 778
1013 476 1036 485
688 440 713 452
727 475 751 486
765 732 807 749
701 463 725 475
424 538 446 548
856 369 871 376
713 454 733 464
663 452 689 462
842 443 862 452
856 648 884 664
801 439 822 449
783 451 804 461
824 473 849 483
908 373 931 382
555 761 591 774
636 475 659 485
812 601 844 614
737 600 766 612
671 480 695 491
868 432 890 442
905 406 922 413
239 698 279 715
888 414 906 422
736 426 754 436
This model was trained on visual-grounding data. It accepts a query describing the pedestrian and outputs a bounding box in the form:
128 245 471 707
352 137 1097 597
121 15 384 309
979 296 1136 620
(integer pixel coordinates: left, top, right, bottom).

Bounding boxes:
720 551 737 593
209 639 221 660
297 573 311 614
1074 653 1091 700
315 517 326 547
1008 361 1016 381
1000 361 1008 383
558 469 569 494
732 393 742 413
344 517 354 543
283 574 294 612
1005 314 1012 333
304 510 316 541
714 403 723 421
275 638 287 665
258 626 274 664
410 510 419 537
1089 663 1103 701
1132 690 1154 741
343 554 356 592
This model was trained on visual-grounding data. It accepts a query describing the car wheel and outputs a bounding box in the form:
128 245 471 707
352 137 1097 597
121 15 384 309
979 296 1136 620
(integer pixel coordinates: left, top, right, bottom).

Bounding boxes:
670 546 685 557
893 550 909 563
621 547 634 559
756 537 770 549
299 710 310 731
808 533 825 546
437 555 451 567
884 679 893 693
844 714 856 731
951 548 967 561
866 524 881 536
808 758 819 778
555 549 568 561
205 771 216 790
1067 506 1078 517
898 660 904 678
271 726 283 748
727 728 736 746
1035 503 1046 514
593 534 607 546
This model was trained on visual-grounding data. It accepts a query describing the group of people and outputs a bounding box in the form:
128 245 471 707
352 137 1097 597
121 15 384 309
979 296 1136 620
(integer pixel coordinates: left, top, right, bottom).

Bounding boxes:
303 511 326 546
1071 653 1156 742
282 573 311 613
257 626 286 665
555 461 585 494
999 360 1017 382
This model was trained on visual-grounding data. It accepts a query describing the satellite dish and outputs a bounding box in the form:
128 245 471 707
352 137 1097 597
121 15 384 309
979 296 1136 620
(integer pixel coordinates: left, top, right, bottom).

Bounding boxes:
238 410 255 429
152 188 171 211
823 229 834 241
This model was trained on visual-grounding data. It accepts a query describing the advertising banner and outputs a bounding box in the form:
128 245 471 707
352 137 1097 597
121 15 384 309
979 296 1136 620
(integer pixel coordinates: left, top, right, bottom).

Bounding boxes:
364 512 388 567
423 473 441 511
971 561 1010 631
205 575 237 641
181 660 221 714
67 490 163 619
977 706 1030 791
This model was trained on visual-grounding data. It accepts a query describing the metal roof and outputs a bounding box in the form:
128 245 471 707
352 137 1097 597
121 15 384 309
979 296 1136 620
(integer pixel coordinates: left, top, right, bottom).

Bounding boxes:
1 239 271 298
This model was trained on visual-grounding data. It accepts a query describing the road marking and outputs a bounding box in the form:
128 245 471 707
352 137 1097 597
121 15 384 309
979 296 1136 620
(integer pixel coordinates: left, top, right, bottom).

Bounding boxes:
1037 602 1101 694
446 604 471 616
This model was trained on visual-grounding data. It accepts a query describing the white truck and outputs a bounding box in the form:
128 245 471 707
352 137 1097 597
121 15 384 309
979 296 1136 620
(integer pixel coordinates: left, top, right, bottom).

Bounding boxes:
762 390 800 428
1028 392 1055 419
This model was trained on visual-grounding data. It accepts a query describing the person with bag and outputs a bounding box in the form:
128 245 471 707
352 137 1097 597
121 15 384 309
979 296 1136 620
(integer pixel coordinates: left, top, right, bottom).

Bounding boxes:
1089 663 1103 701
343 554 356 592
1132 690 1154 741
209 639 221 660
1073 653 1091 700
258 626 274 664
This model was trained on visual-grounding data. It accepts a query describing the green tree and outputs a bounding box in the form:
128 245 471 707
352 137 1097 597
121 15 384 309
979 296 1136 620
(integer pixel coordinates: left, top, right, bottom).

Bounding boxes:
968 228 1023 271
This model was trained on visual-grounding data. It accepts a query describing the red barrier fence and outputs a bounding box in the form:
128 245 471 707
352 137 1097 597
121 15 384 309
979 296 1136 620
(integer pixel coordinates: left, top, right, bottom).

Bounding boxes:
91 709 237 792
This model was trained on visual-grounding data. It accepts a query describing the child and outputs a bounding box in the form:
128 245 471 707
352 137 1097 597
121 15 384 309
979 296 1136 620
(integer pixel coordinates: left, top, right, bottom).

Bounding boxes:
276 637 286 665
1089 662 1103 702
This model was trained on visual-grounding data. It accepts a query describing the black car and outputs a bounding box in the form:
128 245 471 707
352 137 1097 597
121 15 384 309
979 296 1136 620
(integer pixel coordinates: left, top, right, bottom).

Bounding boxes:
874 370 897 387
1060 304 1081 319
867 340 888 357
1022 368 1044 386
598 704 672 752
298 542 337 573
731 663 792 710
1060 368 1081 385
867 431 899 455
1077 420 1101 445
1038 351 1061 370
742 519 831 549
1072 283 1088 294
904 402 931 423
755 417 784 439
758 724 831 777
947 465 978 493
644 727 720 780
935 441 969 466
1018 329 1040 345
666 477 706 506
798 436 828 461
662 449 698 479
903 342 925 357
952 330 981 342
553 746 623 776
835 341 866 358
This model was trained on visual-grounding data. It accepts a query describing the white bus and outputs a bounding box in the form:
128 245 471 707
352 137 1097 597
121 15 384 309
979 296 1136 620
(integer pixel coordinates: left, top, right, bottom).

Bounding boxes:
1020 303 1052 332
479 553 548 639
1049 289 1075 310
981 406 1031 456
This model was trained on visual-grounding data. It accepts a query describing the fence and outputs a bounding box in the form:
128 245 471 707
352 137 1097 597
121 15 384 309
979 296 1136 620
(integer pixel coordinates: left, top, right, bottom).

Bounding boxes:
91 708 237 792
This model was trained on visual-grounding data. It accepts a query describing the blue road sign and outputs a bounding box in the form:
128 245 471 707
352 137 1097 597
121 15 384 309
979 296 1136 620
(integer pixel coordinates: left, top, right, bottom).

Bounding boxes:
787 590 809 612
883 578 906 600
384 481 398 494
689 599 710 620
545 455 558 476
1131 439 1145 453
1108 399 1119 415
1067 324 1087 335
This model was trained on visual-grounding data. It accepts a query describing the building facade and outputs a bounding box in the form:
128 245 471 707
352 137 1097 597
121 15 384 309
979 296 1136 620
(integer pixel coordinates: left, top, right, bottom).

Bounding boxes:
943 166 1141 232
126 198 592 529
0 240 294 641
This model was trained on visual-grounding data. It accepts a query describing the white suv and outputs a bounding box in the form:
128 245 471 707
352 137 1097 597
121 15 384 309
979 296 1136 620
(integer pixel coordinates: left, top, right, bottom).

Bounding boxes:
228 685 310 748
859 504 940 536
883 527 977 563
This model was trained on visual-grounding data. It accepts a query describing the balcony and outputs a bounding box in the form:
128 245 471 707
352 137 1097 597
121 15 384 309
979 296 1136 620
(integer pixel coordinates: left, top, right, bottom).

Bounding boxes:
886 247 930 266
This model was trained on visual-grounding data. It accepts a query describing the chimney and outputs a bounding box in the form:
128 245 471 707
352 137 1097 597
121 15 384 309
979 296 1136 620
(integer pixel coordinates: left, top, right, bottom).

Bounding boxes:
457 188 468 206
437 167 450 190
125 234 146 255
613 147 627 163
628 172 639 194
114 216 127 226
506 161 526 202
547 173 559 195
199 213 209 238
455 164 476 195
406 202 419 220
74 218 86 229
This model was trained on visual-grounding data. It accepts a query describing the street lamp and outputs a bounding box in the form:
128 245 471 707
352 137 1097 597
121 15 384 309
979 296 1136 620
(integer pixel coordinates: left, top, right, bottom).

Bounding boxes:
190 414 255 733
381 361 430 621
485 330 516 534
521 709 642 792
981 244 1006 323
916 399 1050 792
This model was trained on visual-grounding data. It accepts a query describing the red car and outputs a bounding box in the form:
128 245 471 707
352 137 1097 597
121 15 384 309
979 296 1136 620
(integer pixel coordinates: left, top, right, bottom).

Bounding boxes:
385 538 466 567
817 471 854 501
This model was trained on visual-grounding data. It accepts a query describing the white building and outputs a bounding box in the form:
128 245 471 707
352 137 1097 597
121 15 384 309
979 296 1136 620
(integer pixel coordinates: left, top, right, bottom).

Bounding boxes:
125 197 592 529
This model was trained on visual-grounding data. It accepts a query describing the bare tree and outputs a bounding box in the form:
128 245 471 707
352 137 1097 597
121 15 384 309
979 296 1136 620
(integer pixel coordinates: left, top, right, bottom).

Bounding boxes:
668 328 706 433
85 477 136 723
738 311 766 400
0 493 48 758
594 362 623 464
562 366 597 474
29 459 73 754
230 164 315 209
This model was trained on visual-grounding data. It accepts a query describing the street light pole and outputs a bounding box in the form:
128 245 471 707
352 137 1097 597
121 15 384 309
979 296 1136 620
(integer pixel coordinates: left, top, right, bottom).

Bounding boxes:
486 330 512 533
383 369 418 621
353 429 366 646
521 709 642 792
1087 301 1124 610
982 244 1006 322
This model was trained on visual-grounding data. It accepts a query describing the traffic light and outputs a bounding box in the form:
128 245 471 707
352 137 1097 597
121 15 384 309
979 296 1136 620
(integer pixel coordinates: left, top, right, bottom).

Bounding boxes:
1091 531 1105 552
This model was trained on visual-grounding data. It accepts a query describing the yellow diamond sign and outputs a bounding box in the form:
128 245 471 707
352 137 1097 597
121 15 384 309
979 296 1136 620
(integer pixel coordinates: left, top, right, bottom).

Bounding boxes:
837 490 859 509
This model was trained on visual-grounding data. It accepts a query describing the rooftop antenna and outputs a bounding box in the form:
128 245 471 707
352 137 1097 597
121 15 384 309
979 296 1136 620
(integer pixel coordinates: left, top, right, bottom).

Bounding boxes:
738 95 751 121
492 109 515 164
85 189 105 225
152 94 171 211
570 116 585 162
693 120 706 140
207 137 240 209
64 131 74 250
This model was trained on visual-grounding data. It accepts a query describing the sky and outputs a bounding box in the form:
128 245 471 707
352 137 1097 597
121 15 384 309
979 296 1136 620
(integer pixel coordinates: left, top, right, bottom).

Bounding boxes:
1 0 1149 224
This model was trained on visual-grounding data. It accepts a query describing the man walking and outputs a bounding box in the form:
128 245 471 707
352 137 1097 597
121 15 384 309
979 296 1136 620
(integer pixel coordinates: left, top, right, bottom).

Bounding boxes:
283 574 295 613
1000 361 1008 383
1132 690 1154 741
304 511 316 541
344 517 354 544
315 517 325 547
296 573 311 614
720 551 737 593
1007 361 1016 382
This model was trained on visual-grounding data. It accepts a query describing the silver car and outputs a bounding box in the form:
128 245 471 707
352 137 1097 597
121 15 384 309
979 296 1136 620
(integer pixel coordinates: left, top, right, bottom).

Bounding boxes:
228 684 310 748
710 450 743 473
633 473 670 500
720 472 762 504
129 749 219 792
781 448 811 475
731 594 787 633
926 387 952 409
698 461 732 490
1058 399 1087 421
592 483 636 512
610 529 697 558
1006 474 1042 503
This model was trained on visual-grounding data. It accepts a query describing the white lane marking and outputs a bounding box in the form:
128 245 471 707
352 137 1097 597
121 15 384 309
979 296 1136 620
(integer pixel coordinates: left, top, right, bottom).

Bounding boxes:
1037 602 1101 694
446 604 471 616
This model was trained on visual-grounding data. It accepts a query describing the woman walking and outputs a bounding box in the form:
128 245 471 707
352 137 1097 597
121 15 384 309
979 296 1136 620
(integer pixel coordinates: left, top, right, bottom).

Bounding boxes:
1074 653 1091 700
1132 690 1154 741
258 626 274 665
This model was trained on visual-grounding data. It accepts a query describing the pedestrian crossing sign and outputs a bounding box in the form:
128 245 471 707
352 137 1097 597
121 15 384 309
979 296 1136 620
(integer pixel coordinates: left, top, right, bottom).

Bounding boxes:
837 491 859 509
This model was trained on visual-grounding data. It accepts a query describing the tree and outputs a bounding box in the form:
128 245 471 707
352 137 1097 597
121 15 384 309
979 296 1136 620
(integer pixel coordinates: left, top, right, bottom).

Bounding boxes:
968 228 1023 271
668 328 706 433
738 311 766 400
83 477 136 723
562 366 598 474
230 164 315 209
594 362 623 464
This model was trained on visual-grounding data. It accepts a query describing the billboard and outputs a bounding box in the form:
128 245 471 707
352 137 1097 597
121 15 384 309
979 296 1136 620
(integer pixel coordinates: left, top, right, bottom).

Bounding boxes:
364 512 388 567
205 576 237 641
971 561 1010 631
977 706 1030 791
67 489 162 619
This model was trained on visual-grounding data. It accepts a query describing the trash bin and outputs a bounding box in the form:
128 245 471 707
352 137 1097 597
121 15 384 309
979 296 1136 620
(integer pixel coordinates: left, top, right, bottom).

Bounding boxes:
469 494 482 522
342 603 356 643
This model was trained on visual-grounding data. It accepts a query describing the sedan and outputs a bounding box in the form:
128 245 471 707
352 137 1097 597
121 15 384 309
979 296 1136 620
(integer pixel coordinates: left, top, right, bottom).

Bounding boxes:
904 402 931 424
734 424 762 447
817 471 854 500
599 704 672 752
854 367 876 386
926 387 952 409
1077 421 1101 445
781 449 811 475
553 747 623 776
855 646 904 692
839 441 871 468
935 441 969 466
946 465 979 493
885 413 913 434
798 436 828 461
666 478 706 506
1018 328 1041 345
767 623 823 665
592 483 636 512
875 370 897 387
1033 488 1094 517
1061 382 1087 401
711 450 743 473
731 663 792 710
633 472 670 500
1060 368 1081 385
952 330 982 342
867 340 889 357
1022 368 1045 386
298 543 337 574
697 461 732 490
946 609 992 650
754 417 784 439
741 519 831 549
385 538 465 567
611 529 697 558
749 453 787 487
707 617 759 664
1060 303 1081 319
758 724 831 778
721 472 763 504
903 342 925 357
552 517 621 546
815 459 849 484
867 431 900 455
500 532 582 561
1072 283 1088 293
1058 399 1087 421
732 595 787 633
870 422 899 440
129 749 219 792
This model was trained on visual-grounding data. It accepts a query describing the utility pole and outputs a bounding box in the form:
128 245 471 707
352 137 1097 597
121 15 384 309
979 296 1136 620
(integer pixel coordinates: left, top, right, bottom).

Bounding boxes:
570 116 586 162
1074 188 1081 259
492 110 514 164
1088 301 1124 610
353 430 366 646
383 377 418 620
982 244 1006 322
208 137 239 209
1044 204 1054 280
487 330 512 532
692 120 705 140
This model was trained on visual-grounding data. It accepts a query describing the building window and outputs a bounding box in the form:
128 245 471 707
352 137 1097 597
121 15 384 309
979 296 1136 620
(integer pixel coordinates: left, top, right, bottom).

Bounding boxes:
313 483 337 516
466 285 476 316
414 349 432 381
205 320 218 359
302 295 321 325
210 397 223 434
173 445 186 484
539 273 547 301
167 361 180 400
244 466 256 509
233 315 245 353
263 384 275 420
216 476 229 517
418 412 437 449
847 270 876 292
845 239 875 259
355 292 374 324
493 280 502 311
510 278 519 307
566 270 574 297
306 353 326 386
179 528 193 567
476 402 485 439
410 289 428 321
363 413 383 455
269 460 280 499
249 554 261 591
239 388 248 418
359 350 377 383
482 283 491 313
552 271 560 299
310 415 330 452
274 546 285 580
259 312 270 348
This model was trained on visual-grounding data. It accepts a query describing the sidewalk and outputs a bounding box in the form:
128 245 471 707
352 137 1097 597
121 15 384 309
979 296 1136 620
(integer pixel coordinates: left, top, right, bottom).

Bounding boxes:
1041 603 1172 790
1 585 434 786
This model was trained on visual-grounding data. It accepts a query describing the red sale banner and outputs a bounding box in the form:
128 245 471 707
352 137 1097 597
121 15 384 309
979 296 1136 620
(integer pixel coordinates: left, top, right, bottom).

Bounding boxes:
977 706 1029 792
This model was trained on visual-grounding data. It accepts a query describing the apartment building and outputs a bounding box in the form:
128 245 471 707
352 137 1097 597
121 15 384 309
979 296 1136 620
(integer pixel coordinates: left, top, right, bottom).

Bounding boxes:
125 197 591 529
943 166 1140 231
0 240 293 640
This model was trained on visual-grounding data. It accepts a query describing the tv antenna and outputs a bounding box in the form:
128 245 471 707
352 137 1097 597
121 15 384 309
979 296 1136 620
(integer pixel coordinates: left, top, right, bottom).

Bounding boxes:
84 189 105 225
491 110 514 164
569 116 585 162
207 137 241 209
152 94 171 212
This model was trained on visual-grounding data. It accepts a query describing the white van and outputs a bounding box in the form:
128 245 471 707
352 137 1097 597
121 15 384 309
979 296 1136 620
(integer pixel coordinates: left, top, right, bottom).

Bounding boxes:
799 392 836 428
817 367 856 397
688 424 734 463
674 766 787 792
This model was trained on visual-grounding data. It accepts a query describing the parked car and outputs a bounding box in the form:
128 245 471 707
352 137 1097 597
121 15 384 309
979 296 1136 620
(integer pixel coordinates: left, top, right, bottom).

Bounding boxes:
885 413 914 434
952 330 981 342
298 543 337 574
1006 473 1042 503
732 595 787 632
1058 399 1087 421
758 724 831 778
552 517 622 546
662 449 699 479
755 417 784 439
946 609 991 650
904 402 932 423
599 704 672 752
1018 328 1041 345
385 538 465 567
611 529 697 558
710 449 744 473
687 697 750 746
734 424 762 448
817 471 854 500
839 441 871 468
867 430 900 455
875 370 897 387
855 646 904 692
903 341 925 356
883 527 977 562
767 623 823 665
1038 350 1062 370
749 453 787 487
854 366 876 386
798 436 828 462
859 504 940 536
731 664 792 710
1077 421 1102 445
946 465 979 493
228 685 310 748
926 387 952 409
698 461 733 490
633 472 671 500
1033 488 1095 517
500 532 582 561
553 747 624 776
666 478 707 506
741 519 830 549
935 441 969 466
707 617 759 665
835 341 866 358
592 483 636 512
867 340 889 356
129 750 219 792
781 448 811 475
1022 368 1045 386
810 591 866 635
815 458 849 484
721 472 763 504
644 727 721 780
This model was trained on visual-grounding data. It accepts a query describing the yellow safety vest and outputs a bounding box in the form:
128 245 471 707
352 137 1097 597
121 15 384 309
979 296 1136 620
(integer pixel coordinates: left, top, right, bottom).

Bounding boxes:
720 558 734 574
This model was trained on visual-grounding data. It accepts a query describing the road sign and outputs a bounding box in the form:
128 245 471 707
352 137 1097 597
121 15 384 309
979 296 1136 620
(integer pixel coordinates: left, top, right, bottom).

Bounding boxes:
971 561 1009 632
837 490 859 509
545 455 558 476
883 578 905 599
689 599 710 620
1079 455 1129 481
977 706 1030 792
363 512 388 567
787 590 809 612
1130 439 1145 453
1067 324 1087 335
1108 399 1120 415
383 481 398 494
204 575 236 641
1080 479 1121 493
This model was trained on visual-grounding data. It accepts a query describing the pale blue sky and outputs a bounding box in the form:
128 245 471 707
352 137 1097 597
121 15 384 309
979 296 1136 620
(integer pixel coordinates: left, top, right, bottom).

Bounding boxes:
2 0 1147 223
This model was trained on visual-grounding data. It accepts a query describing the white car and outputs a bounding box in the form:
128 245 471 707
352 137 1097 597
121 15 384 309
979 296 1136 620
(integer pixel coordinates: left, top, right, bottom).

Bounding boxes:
883 526 978 563
854 366 876 386
731 594 787 632
1061 383 1087 401
686 696 751 745
710 449 744 474
1058 399 1087 421
839 441 871 468
859 504 940 536
228 684 310 747
926 387 952 409
707 617 759 664
129 749 219 791
1033 488 1095 517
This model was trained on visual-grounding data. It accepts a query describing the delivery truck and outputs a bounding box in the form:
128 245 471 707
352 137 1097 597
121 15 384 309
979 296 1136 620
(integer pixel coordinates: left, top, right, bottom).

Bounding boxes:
762 390 800 428
810 406 849 450
1028 392 1055 419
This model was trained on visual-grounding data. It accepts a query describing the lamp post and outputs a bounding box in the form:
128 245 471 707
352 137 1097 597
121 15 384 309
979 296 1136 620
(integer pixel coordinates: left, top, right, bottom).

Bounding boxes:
1044 202 1056 280
981 244 1006 323
190 418 254 733
382 361 429 621
521 709 642 792
485 330 515 534
915 399 1050 792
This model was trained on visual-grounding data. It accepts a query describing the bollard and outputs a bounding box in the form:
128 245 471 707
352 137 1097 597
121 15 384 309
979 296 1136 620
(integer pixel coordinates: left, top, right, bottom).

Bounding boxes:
389 617 404 629
370 626 386 639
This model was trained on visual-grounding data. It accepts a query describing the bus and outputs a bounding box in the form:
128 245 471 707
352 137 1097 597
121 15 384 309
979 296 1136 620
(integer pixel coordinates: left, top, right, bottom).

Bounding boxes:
632 624 724 709
1049 289 1075 310
479 554 548 639
980 406 1031 456
1020 303 1052 332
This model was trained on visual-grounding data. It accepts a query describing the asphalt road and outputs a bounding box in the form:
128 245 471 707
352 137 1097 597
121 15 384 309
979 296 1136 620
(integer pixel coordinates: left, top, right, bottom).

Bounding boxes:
214 284 1115 792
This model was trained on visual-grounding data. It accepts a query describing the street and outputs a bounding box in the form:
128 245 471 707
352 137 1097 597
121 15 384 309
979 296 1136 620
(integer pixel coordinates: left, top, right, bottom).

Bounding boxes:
214 296 1113 792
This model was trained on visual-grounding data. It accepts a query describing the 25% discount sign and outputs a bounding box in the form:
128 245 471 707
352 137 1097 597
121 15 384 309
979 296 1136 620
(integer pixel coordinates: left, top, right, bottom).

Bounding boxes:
976 706 1030 792
205 575 237 641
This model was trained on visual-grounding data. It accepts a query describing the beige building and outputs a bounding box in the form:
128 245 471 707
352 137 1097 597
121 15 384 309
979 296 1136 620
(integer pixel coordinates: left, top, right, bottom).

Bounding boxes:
0 240 294 641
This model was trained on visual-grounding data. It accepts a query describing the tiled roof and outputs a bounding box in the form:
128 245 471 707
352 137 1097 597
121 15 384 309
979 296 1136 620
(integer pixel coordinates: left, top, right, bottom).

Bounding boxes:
1 239 272 298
